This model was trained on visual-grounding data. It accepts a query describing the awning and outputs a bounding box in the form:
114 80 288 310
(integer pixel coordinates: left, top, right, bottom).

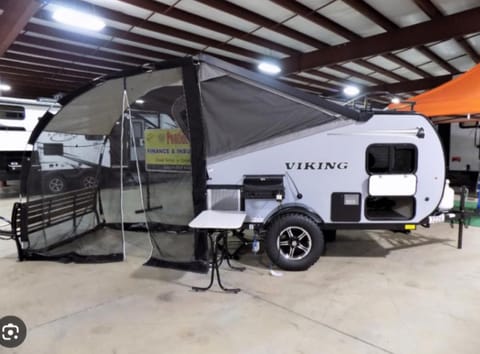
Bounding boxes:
389 63 480 121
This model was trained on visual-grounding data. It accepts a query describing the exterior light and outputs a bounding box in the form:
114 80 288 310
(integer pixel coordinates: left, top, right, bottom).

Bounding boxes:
0 84 11 91
391 97 401 104
343 85 360 97
258 61 281 75
135 99 145 104
52 8 106 31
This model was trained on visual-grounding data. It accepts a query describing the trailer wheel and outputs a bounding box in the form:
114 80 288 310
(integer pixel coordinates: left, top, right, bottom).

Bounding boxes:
44 174 66 194
265 214 324 271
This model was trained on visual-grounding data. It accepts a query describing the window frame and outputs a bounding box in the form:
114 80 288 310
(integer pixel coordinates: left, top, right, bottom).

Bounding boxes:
366 143 418 175
0 104 26 120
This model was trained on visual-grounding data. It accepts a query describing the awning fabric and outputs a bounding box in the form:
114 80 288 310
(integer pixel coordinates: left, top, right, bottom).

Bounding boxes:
389 63 480 118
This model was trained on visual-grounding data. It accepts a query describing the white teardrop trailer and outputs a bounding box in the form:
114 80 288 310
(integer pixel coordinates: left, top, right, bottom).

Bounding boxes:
187 56 456 271
6 55 457 272
206 112 455 270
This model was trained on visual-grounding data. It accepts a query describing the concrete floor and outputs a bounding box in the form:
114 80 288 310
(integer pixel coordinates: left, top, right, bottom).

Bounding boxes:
1 182 480 354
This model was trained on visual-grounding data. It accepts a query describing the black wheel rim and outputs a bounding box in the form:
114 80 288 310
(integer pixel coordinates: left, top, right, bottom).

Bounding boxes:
276 226 312 260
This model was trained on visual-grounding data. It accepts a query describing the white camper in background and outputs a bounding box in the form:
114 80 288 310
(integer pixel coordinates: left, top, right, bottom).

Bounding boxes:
34 132 107 193
449 122 480 172
34 110 162 194
446 121 480 190
0 98 60 182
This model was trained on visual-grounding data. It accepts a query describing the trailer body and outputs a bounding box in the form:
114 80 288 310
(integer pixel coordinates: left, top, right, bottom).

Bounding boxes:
208 114 449 226
0 98 59 181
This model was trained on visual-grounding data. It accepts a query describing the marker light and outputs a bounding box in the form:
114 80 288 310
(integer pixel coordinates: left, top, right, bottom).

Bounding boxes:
391 97 401 104
135 99 145 104
258 61 281 75
0 84 11 91
53 8 106 31
343 85 360 97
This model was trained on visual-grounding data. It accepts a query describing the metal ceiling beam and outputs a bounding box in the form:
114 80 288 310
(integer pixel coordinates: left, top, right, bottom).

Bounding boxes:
270 0 432 80
57 0 281 60
1 83 64 99
287 74 340 92
34 9 196 56
270 0 358 41
37 4 387 90
412 0 480 63
9 43 134 71
303 69 362 87
282 6 480 73
0 67 81 86
342 0 397 31
16 34 148 66
133 0 326 49
66 0 420 93
351 60 405 82
0 0 42 55
412 0 442 17
122 0 306 54
197 0 417 86
33 10 263 72
25 17 261 78
25 23 179 62
341 0 460 74
0 59 97 80
277 79 329 96
0 72 78 90
456 37 480 63
364 75 452 94
329 65 384 85
413 47 459 73
3 52 119 75
376 54 429 78
195 0 329 48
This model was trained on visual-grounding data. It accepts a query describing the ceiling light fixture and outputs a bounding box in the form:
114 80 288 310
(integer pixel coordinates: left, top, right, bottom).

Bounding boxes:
52 7 106 31
343 85 360 97
0 84 11 91
258 61 281 75
391 97 401 104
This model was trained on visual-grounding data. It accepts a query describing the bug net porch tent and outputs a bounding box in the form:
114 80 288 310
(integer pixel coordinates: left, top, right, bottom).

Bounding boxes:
15 55 361 271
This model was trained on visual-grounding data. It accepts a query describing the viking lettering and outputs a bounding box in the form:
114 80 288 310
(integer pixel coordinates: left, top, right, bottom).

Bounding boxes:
285 162 349 170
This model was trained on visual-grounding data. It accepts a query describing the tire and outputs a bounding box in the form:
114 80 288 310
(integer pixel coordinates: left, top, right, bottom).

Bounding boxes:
323 229 337 242
44 174 67 194
82 173 98 189
265 213 324 271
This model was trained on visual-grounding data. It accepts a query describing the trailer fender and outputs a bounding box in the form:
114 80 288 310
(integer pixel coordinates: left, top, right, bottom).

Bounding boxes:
263 203 324 227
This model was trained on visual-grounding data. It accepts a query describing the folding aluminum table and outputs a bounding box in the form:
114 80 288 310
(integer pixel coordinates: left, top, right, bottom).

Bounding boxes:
189 210 246 293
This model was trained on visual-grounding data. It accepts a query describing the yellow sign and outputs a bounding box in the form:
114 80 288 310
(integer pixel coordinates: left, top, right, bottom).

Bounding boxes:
145 129 191 172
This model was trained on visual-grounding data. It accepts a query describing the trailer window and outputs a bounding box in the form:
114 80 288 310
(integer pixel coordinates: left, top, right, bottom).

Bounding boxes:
367 144 416 174
43 143 64 156
85 135 103 141
0 104 25 120
459 121 479 129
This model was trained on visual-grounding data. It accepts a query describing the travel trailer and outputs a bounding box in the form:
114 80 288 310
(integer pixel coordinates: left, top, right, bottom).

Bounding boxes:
0 97 159 194
206 112 455 270
0 98 59 182
10 55 455 272
447 121 480 190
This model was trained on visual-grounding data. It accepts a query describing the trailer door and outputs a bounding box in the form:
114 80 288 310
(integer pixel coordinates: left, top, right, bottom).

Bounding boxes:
365 144 417 220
